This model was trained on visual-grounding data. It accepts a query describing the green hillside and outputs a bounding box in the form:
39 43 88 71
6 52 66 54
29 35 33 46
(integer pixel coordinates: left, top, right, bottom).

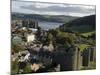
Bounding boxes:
11 13 77 23
59 15 96 33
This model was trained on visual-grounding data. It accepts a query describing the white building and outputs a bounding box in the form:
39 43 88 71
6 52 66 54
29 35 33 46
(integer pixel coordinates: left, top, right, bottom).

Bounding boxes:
27 34 36 42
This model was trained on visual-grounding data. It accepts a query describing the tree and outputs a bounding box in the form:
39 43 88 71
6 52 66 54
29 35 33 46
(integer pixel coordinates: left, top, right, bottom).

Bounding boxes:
47 33 53 43
11 43 25 53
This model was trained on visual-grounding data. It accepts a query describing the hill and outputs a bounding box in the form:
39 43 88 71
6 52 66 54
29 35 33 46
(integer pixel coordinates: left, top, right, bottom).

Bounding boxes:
11 13 78 23
59 15 96 33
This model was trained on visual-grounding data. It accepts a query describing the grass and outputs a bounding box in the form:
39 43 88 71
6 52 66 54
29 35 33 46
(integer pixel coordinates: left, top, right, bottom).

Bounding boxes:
77 44 90 51
81 61 96 70
11 59 19 75
81 31 95 37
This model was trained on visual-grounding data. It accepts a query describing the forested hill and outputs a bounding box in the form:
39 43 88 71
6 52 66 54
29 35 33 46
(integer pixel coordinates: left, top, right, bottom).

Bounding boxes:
59 15 96 33
11 13 78 23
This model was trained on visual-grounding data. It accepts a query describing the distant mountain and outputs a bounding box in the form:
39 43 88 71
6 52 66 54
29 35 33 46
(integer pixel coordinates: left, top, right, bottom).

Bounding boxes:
11 13 78 23
59 15 96 33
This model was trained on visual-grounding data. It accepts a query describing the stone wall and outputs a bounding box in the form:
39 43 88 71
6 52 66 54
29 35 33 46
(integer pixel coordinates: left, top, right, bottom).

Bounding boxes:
82 47 96 67
52 45 81 71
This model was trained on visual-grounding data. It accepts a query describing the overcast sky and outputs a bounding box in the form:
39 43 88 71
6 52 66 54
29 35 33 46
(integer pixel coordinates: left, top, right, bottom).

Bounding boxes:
12 0 96 17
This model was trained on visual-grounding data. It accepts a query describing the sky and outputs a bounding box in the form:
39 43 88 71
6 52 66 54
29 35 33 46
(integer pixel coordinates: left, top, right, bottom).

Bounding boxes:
12 0 96 17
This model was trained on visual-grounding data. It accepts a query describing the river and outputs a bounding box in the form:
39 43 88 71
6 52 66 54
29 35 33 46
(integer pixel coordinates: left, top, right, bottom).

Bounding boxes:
38 21 64 30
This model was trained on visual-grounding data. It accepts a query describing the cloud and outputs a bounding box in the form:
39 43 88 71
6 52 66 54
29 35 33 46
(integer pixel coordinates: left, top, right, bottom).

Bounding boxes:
12 0 95 17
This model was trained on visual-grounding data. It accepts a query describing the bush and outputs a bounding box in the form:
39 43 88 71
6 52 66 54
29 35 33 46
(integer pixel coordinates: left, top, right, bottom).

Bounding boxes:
11 43 25 53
